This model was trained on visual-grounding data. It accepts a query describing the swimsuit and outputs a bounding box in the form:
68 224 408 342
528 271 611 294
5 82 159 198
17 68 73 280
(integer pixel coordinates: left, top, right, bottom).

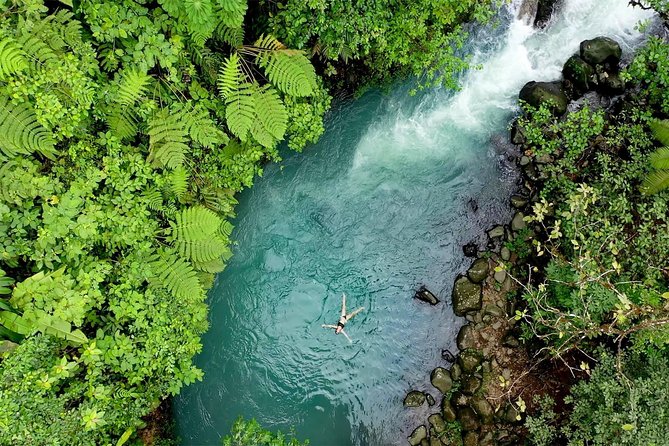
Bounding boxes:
337 321 345 329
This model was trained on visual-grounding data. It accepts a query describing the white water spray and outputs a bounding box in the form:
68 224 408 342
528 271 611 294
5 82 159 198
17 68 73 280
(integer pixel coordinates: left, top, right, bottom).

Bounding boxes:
352 0 655 170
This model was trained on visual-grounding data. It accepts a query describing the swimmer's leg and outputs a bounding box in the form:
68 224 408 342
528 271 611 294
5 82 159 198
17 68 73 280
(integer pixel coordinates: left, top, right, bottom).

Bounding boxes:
345 307 365 321
341 329 352 343
322 324 338 329
340 293 347 318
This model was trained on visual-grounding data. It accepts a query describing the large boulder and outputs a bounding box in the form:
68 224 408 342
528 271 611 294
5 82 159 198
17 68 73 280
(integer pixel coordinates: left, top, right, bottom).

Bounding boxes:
452 276 482 316
519 81 569 115
461 375 482 396
430 367 453 394
441 398 457 422
535 0 560 28
408 425 427 446
563 54 594 96
458 349 483 373
428 413 447 434
471 396 494 425
456 324 476 350
580 37 622 66
457 407 481 431
466 258 489 284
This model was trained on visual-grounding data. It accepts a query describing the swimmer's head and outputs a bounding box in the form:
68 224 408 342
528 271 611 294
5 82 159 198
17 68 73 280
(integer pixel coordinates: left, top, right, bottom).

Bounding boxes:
335 325 343 334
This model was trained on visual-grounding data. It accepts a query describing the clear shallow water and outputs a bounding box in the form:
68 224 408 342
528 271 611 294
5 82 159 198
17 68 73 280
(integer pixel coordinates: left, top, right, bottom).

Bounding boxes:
174 2 653 445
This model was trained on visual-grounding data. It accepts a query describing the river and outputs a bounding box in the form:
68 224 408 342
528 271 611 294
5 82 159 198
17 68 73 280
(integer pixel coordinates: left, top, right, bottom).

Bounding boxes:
174 1 653 444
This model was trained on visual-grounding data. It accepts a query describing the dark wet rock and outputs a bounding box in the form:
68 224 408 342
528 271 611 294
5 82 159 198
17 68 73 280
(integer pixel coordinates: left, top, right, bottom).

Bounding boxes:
458 349 483 373
466 258 489 284
471 396 494 424
487 225 505 239
457 324 476 350
510 119 527 145
494 269 507 283
461 375 482 395
408 425 428 446
463 431 479 446
452 276 483 316
404 390 426 407
523 162 539 181
511 212 527 231
415 286 440 305
428 413 447 434
442 398 457 422
457 407 481 431
535 0 560 27
517 0 538 24
426 393 436 406
599 72 625 96
503 334 521 348
580 36 622 66
519 81 568 115
462 242 478 258
479 431 495 446
431 367 453 394
563 54 595 95
449 363 462 381
510 194 528 209
441 349 456 363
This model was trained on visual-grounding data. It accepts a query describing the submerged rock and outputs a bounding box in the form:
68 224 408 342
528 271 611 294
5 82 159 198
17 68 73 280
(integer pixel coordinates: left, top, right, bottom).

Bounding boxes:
441 349 456 363
467 258 489 284
519 81 568 115
408 425 427 446
415 286 440 305
462 242 478 258
404 390 426 407
452 276 483 316
430 367 453 394
580 36 622 65
426 393 435 406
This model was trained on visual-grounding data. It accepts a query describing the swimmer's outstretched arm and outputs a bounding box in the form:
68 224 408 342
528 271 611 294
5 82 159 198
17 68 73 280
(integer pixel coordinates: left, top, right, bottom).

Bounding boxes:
321 324 338 329
341 329 352 343
345 307 365 321
340 293 347 318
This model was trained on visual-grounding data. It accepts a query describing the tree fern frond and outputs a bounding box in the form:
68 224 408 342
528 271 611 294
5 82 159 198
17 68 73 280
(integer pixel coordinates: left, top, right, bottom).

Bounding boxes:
116 69 151 106
192 256 227 273
219 220 234 238
200 186 237 215
0 38 28 80
257 47 317 97
649 119 669 147
143 188 164 211
149 250 203 300
168 165 189 200
216 24 244 47
15 33 57 70
180 104 229 148
649 147 669 170
169 206 230 263
641 170 669 195
106 107 139 140
253 34 286 52
218 53 243 98
251 84 287 144
224 84 255 141
0 97 56 159
147 111 189 169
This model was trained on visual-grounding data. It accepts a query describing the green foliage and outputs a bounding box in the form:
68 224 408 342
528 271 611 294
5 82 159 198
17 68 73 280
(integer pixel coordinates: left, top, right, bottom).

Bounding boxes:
222 418 309 446
0 97 56 158
642 119 669 194
0 37 28 80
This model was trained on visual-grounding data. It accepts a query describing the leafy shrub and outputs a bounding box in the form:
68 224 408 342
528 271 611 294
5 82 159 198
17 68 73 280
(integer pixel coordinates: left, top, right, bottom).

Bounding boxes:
222 418 309 446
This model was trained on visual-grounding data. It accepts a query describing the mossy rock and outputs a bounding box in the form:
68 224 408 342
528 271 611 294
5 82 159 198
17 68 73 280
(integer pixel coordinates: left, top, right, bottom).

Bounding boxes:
452 276 482 316
519 81 568 115
404 390 426 407
466 258 489 284
457 406 480 432
441 398 457 422
430 367 453 394
460 375 482 396
470 396 494 425
463 431 479 446
563 54 594 95
408 425 428 446
428 413 447 434
458 349 483 373
456 324 476 350
580 36 622 65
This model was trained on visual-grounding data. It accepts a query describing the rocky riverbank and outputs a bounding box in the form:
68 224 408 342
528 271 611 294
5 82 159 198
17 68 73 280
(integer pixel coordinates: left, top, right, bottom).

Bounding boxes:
403 32 634 446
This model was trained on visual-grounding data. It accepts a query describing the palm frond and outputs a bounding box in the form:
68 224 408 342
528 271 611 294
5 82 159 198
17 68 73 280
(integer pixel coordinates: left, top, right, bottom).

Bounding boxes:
649 146 669 170
649 119 669 147
641 169 669 195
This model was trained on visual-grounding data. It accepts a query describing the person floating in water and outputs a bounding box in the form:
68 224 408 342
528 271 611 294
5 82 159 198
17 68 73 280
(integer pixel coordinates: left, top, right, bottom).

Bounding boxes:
322 293 364 343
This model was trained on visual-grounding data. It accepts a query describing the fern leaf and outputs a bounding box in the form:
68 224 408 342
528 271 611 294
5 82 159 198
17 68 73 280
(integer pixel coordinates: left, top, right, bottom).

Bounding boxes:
0 37 28 80
147 111 189 169
181 104 229 148
0 97 56 159
149 250 203 300
649 147 669 170
170 206 230 263
256 36 317 97
223 82 255 141
192 256 227 273
116 69 151 106
106 107 139 140
642 169 669 195
143 188 165 211
216 24 244 47
649 119 669 147
15 34 57 70
168 165 189 200
251 84 287 145
200 186 237 215
0 269 13 295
